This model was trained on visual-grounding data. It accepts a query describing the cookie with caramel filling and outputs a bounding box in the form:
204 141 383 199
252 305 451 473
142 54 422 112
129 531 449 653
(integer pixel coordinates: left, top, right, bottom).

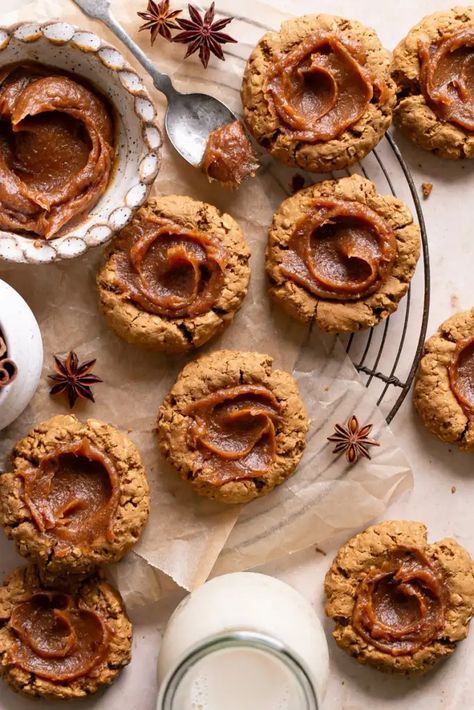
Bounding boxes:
414 308 474 450
266 174 421 333
0 415 149 581
158 350 309 503
97 195 251 353
392 7 474 159
241 14 395 173
325 520 474 673
0 565 131 699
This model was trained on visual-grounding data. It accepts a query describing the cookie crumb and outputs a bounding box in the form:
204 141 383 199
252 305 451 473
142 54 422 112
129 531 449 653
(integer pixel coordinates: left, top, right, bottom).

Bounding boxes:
422 182 433 199
451 485 457 494
290 174 306 194
451 294 460 310
315 545 327 556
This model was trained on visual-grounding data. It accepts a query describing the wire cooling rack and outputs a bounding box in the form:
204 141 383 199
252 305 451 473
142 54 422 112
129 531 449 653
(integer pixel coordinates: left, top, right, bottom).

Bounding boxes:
339 135 430 424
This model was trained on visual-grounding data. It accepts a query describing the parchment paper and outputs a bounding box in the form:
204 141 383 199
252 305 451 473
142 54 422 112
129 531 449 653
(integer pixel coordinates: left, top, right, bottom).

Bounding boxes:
0 0 413 598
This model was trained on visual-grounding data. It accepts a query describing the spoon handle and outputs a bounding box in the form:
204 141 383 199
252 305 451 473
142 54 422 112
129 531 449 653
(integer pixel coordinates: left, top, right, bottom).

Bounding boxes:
103 10 178 101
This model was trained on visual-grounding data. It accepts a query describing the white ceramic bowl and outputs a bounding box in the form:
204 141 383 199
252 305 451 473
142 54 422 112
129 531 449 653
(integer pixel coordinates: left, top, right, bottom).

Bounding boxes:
0 279 43 430
0 21 163 264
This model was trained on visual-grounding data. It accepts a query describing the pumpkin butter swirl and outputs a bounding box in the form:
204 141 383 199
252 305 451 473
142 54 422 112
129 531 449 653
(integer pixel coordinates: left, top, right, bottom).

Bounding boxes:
0 63 114 239
352 547 447 656
184 385 281 485
113 216 228 318
419 28 474 131
18 439 120 549
266 30 390 142
280 197 397 301
7 591 109 681
449 335 474 416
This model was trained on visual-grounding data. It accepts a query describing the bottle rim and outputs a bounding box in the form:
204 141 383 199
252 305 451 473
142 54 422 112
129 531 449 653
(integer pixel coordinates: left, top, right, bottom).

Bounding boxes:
157 629 319 710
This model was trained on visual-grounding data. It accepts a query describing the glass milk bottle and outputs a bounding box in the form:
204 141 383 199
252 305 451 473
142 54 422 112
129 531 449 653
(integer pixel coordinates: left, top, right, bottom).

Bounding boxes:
157 572 329 710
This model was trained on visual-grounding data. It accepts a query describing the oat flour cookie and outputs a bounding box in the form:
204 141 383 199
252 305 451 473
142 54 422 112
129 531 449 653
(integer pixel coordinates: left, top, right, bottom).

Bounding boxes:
0 565 131 699
0 415 150 581
158 350 309 504
266 174 421 332
414 308 474 450
97 196 251 353
325 520 474 674
392 7 474 158
241 14 395 173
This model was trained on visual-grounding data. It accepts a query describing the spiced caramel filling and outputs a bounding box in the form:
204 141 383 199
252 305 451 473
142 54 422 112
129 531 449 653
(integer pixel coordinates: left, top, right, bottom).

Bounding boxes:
113 216 228 318
19 439 120 548
419 28 474 131
184 385 281 485
0 63 114 239
352 547 447 656
266 31 389 142
449 335 474 416
201 120 259 187
280 197 397 300
8 592 109 681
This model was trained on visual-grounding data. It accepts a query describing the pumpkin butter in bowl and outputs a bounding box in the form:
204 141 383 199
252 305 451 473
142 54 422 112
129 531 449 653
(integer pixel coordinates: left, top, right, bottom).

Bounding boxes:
0 22 162 264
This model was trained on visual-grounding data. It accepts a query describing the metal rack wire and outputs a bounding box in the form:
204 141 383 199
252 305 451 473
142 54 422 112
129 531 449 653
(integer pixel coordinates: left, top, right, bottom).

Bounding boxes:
340 134 430 423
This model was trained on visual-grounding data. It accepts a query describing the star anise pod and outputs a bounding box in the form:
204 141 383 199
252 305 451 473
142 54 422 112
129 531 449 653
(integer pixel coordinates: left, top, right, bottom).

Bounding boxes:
327 415 380 464
49 351 103 409
173 3 237 69
138 0 181 43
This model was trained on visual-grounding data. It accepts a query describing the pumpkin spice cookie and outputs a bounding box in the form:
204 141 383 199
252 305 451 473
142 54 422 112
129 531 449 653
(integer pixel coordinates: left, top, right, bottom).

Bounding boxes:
0 565 131 699
0 415 150 581
414 308 474 450
392 7 474 159
266 174 421 332
325 520 474 674
97 195 251 353
158 350 309 504
241 14 396 173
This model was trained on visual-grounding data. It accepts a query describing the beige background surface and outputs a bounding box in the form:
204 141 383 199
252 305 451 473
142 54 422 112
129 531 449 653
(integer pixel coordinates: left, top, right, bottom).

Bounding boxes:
1 1 473 709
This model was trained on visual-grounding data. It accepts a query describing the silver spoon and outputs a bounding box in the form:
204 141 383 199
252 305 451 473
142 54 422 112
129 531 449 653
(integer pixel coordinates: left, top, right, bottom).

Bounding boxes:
72 0 237 167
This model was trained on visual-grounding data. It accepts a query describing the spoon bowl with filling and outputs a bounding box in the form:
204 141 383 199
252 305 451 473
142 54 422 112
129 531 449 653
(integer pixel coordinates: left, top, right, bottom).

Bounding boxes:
0 21 162 264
